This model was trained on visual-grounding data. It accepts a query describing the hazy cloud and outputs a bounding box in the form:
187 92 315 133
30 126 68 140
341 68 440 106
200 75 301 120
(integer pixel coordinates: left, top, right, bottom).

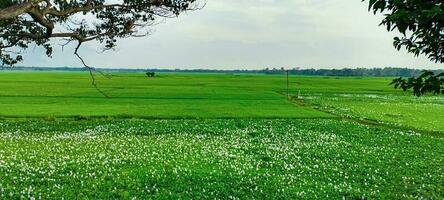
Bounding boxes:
22 0 443 69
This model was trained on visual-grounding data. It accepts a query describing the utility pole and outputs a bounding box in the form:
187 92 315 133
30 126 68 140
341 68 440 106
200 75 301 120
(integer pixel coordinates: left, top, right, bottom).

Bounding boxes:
286 70 289 99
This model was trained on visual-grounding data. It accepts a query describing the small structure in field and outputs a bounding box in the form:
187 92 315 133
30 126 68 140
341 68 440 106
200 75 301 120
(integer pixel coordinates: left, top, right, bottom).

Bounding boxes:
146 72 155 78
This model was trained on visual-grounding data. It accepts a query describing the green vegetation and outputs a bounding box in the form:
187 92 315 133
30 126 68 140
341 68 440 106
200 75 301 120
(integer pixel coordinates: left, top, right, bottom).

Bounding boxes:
305 94 444 132
391 71 443 97
0 72 443 199
366 1 444 96
0 72 441 132
1 119 443 199
0 72 330 118
367 0 444 63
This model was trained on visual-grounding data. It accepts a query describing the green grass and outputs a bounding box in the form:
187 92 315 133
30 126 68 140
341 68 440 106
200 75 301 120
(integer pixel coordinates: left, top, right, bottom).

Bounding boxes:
0 72 331 118
0 119 443 199
0 71 442 131
0 71 443 199
306 94 444 132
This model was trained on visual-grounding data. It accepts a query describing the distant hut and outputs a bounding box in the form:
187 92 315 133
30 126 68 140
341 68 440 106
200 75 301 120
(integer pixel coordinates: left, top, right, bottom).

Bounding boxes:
146 72 155 78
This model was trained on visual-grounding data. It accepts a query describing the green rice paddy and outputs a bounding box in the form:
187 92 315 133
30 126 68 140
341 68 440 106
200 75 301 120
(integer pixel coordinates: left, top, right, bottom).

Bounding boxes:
0 71 442 199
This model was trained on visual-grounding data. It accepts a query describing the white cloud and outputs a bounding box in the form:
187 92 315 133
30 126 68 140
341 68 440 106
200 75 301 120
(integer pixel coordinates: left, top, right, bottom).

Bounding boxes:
22 0 444 69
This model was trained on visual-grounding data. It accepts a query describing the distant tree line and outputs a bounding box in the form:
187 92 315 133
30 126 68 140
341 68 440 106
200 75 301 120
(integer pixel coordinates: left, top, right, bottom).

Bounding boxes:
2 66 443 78
262 67 443 77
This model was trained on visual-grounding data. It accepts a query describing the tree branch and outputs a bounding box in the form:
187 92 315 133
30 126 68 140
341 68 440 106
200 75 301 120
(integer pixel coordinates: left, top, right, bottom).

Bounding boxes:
74 41 111 98
0 1 42 20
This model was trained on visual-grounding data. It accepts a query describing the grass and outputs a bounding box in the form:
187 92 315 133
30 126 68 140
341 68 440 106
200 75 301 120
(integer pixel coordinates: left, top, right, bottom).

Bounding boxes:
0 71 442 132
0 72 331 118
0 119 443 199
0 71 443 199
306 94 444 132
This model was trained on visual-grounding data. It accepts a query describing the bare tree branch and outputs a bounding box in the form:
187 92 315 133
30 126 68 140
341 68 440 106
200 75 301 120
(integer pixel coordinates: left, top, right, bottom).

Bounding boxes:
74 41 111 98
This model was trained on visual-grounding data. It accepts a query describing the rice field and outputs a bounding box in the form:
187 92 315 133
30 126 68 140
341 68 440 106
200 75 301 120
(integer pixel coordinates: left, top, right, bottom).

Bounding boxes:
0 72 443 199
305 94 444 132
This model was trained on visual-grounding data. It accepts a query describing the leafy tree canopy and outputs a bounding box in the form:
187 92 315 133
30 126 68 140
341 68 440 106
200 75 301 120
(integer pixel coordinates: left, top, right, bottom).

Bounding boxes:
367 0 444 96
391 71 443 96
367 0 444 63
0 0 200 65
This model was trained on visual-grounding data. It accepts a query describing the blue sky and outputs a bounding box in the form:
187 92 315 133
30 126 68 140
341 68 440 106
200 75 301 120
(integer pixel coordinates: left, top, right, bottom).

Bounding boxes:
22 0 443 69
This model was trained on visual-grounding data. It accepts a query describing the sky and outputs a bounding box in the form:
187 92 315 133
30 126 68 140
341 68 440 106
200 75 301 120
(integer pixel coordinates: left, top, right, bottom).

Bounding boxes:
21 0 444 69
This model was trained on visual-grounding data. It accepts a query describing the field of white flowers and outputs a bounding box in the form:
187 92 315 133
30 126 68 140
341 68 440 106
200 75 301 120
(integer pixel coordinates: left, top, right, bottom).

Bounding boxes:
0 119 443 199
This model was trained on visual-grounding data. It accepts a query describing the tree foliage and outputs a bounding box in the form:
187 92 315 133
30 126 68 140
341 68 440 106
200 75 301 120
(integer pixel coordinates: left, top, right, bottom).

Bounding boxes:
391 71 443 97
0 0 200 66
367 0 444 96
367 0 444 63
